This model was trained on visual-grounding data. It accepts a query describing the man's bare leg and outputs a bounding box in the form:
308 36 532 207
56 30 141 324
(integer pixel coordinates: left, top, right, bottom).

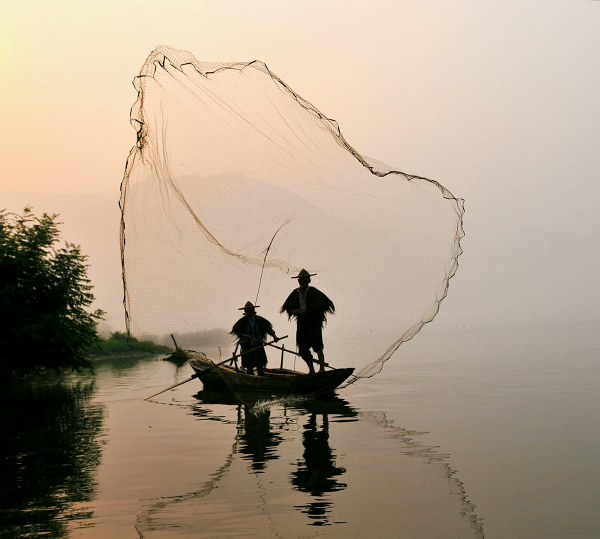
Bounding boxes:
316 349 325 372
303 355 315 373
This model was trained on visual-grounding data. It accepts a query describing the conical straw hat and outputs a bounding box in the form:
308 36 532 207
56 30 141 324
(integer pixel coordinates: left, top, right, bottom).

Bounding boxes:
291 268 317 279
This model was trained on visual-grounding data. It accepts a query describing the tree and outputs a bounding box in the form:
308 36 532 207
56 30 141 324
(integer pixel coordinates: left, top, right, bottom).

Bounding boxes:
0 208 104 380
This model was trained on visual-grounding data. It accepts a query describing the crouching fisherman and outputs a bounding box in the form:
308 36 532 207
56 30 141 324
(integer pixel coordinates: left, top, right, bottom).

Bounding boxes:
231 302 279 376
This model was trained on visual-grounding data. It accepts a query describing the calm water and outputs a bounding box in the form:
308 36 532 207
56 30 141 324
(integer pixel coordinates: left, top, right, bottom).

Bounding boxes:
1 324 598 538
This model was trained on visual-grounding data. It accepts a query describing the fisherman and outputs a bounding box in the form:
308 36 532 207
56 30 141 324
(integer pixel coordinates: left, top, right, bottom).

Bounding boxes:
231 301 279 376
280 269 335 373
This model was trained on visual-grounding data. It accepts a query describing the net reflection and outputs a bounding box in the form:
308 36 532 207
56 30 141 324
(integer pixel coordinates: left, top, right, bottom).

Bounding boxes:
136 393 482 538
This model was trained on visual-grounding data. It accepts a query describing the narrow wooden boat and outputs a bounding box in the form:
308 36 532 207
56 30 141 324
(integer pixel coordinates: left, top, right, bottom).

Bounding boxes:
185 351 354 396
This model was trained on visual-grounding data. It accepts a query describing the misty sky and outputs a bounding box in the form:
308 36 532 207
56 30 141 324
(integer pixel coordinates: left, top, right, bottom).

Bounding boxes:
2 1 599 335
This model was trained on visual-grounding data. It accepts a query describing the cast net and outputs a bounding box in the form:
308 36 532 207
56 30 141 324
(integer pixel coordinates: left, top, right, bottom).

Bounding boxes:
119 46 464 384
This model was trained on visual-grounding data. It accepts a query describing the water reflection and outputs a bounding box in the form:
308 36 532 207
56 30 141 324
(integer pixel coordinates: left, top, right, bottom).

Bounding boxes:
0 375 105 538
1 358 487 538
135 393 485 538
234 396 353 525
238 406 283 472
291 412 347 526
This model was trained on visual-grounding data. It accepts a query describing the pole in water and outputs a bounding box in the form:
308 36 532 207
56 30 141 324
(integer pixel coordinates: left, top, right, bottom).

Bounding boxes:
143 373 198 400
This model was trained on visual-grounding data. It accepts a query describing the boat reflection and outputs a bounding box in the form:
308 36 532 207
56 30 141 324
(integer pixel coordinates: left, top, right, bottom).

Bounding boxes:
227 395 354 525
194 391 356 482
136 392 483 538
157 393 358 528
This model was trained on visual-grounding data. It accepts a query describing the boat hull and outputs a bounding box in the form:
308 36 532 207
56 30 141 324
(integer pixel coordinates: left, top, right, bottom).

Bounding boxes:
186 353 354 396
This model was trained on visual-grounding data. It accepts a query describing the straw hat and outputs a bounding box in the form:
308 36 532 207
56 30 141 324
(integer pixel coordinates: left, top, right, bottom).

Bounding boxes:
239 301 259 310
291 268 316 279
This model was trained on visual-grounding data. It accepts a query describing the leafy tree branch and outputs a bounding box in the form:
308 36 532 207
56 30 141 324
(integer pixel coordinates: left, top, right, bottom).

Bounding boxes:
0 208 104 380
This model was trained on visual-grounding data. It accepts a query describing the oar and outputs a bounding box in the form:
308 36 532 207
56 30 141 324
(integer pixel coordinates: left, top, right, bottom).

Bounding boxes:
143 355 234 400
143 336 288 400
238 333 334 369
238 332 298 356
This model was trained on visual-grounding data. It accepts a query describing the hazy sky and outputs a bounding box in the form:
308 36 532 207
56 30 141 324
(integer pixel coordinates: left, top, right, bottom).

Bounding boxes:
2 1 599 334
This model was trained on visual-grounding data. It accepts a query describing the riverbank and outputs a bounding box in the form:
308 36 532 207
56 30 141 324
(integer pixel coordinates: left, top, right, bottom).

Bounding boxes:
88 332 171 359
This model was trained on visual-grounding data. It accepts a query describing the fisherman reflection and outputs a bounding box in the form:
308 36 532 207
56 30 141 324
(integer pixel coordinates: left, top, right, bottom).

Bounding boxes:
237 406 283 472
291 412 346 525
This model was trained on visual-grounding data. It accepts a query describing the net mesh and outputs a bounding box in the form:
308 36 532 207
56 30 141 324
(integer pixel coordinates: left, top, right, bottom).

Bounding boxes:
120 46 464 383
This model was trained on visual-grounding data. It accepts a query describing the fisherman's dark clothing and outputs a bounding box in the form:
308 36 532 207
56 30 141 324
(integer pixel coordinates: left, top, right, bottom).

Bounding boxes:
280 286 335 364
231 315 276 375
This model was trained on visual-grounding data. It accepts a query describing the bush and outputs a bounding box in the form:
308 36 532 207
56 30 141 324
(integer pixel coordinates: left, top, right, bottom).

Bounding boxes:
0 208 104 380
88 332 171 357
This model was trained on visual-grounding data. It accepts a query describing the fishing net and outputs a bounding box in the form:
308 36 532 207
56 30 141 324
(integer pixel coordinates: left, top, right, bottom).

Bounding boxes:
119 46 464 384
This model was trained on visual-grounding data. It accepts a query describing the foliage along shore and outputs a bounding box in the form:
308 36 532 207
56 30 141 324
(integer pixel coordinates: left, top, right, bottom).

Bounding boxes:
88 332 171 358
1 208 104 380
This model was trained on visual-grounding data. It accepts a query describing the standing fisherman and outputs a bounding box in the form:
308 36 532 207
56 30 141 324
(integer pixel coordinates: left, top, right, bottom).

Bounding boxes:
280 269 335 373
231 302 279 376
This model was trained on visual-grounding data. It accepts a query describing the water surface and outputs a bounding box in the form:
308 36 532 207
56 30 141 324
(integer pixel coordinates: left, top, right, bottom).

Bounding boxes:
1 355 480 538
2 324 599 538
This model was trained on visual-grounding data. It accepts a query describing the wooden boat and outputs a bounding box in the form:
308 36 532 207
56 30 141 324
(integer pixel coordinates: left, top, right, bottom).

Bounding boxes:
185 351 354 396
162 348 189 364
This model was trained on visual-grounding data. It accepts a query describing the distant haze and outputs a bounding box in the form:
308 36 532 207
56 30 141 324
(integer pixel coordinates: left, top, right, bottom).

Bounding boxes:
2 0 599 335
